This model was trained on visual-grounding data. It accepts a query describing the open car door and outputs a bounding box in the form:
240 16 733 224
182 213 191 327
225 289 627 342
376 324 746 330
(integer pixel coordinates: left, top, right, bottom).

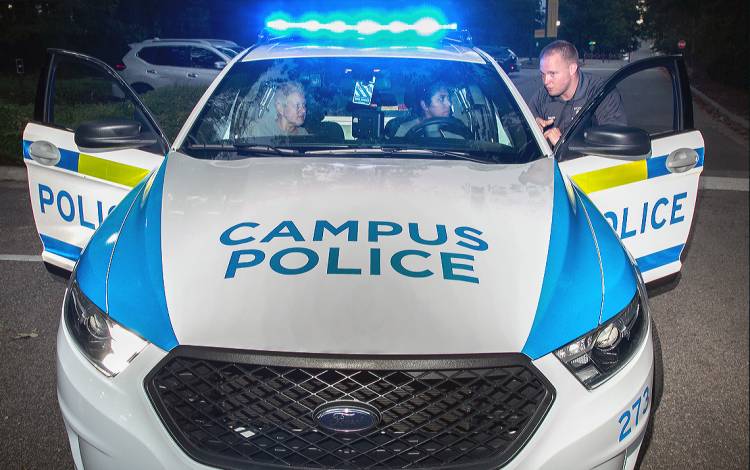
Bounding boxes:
23 49 169 271
556 56 703 283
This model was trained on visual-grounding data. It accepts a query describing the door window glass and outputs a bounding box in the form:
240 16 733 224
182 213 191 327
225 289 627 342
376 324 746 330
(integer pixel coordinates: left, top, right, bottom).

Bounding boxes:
50 58 162 153
139 46 191 67
191 47 222 69
607 66 675 135
560 65 678 160
137 47 160 65
159 46 191 67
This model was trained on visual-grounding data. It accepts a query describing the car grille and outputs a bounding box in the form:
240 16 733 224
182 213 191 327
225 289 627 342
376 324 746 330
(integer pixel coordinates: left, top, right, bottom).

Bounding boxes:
145 348 555 470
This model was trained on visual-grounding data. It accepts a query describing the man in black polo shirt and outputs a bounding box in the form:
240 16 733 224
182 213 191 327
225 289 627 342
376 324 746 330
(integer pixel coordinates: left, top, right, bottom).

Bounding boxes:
530 40 626 147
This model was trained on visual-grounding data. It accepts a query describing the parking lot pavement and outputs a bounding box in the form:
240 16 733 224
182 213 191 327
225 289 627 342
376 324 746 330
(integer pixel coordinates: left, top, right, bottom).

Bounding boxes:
639 189 749 469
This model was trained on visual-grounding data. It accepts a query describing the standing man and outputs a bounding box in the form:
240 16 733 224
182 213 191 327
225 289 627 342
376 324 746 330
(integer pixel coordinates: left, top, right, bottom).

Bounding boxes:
530 40 626 147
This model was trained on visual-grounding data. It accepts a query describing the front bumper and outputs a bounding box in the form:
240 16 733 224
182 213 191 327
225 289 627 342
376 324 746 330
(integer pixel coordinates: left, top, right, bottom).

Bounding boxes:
58 315 653 470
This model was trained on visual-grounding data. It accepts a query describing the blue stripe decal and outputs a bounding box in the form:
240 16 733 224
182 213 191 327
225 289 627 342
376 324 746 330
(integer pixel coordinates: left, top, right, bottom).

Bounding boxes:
58 148 80 172
646 155 670 179
522 162 603 359
576 189 637 324
636 244 684 272
23 140 32 159
106 161 178 351
39 233 82 261
76 180 148 312
647 147 705 179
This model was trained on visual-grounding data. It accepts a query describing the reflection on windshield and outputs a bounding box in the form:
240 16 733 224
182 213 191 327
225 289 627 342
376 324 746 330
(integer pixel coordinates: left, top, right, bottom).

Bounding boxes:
184 56 541 163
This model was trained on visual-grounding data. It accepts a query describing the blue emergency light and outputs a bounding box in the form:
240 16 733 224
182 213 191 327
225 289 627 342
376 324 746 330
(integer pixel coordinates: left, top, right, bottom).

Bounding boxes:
262 8 464 45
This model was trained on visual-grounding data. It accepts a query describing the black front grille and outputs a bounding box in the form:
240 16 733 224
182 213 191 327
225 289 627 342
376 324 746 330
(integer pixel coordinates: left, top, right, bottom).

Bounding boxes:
145 348 554 470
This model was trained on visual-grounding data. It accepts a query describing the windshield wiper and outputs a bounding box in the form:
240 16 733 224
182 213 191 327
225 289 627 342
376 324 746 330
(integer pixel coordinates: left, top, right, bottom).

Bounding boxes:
384 147 491 164
305 146 491 164
186 143 304 156
231 143 304 156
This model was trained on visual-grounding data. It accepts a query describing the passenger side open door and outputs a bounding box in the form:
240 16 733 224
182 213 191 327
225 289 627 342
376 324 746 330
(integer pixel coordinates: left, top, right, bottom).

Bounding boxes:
23 49 169 271
556 56 703 283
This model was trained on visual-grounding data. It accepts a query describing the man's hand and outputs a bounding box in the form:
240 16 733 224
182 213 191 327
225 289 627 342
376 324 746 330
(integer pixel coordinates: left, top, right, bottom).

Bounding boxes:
535 117 561 146
543 127 562 146
535 117 553 131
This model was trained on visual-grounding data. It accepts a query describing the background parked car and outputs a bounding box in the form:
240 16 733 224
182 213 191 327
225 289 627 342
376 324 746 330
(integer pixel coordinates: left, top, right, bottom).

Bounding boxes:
116 38 243 93
480 45 520 73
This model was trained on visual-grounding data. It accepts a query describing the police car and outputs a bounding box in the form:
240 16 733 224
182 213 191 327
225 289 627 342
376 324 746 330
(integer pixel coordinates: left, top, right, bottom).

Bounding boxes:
23 8 704 470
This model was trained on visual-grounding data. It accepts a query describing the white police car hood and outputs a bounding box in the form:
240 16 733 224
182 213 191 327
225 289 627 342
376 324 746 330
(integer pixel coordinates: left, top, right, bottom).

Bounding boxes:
159 151 558 354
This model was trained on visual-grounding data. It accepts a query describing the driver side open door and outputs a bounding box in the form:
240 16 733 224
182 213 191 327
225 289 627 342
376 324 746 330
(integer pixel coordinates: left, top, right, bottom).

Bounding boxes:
556 56 703 283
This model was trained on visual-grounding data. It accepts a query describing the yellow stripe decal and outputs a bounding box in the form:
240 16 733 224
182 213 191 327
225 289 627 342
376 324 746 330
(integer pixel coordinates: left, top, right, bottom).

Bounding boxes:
78 154 150 187
571 160 648 194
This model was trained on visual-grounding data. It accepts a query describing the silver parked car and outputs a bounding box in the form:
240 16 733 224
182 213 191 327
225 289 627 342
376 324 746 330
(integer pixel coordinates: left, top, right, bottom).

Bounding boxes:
116 38 243 93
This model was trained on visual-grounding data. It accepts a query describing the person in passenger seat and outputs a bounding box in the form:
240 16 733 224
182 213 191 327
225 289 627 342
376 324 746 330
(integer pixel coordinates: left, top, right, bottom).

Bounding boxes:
249 81 309 137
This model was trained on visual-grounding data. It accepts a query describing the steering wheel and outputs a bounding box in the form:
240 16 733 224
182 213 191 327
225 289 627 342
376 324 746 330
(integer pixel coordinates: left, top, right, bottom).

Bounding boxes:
404 117 473 140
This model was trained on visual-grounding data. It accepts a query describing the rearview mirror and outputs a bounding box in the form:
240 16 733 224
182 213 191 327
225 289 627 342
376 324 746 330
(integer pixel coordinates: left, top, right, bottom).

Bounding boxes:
567 125 651 160
214 61 227 70
74 118 158 151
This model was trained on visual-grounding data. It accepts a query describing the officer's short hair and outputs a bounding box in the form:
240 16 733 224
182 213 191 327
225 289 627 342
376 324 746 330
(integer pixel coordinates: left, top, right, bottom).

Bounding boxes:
540 40 579 64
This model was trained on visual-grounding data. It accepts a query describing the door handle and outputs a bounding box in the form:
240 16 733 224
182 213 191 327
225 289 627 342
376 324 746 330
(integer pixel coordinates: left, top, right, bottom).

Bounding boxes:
146 69 157 74
187 72 198 78
28 140 61 166
666 148 699 173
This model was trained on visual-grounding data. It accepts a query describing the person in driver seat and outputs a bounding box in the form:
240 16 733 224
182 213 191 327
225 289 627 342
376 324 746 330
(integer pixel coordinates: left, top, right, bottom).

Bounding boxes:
394 82 460 138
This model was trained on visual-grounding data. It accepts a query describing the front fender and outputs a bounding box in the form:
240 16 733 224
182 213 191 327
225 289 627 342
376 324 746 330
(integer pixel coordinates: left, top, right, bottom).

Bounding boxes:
522 162 607 359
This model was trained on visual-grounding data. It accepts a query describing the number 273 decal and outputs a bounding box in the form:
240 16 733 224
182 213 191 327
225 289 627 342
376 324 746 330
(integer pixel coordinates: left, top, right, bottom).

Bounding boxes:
618 386 650 442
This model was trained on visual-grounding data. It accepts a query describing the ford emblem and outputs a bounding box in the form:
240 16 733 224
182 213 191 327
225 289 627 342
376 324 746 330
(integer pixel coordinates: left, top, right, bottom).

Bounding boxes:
314 401 381 433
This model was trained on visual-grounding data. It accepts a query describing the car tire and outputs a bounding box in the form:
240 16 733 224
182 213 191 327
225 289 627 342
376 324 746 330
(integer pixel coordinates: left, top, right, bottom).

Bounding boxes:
650 318 664 411
44 261 71 280
634 318 664 469
131 82 154 94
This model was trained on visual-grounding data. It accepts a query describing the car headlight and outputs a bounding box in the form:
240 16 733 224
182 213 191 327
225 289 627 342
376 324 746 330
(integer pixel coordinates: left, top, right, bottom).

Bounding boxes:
64 279 148 377
554 293 648 389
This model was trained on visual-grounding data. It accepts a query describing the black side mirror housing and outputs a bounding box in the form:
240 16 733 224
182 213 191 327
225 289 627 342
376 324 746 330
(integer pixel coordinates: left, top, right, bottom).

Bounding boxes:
567 125 651 160
74 118 158 151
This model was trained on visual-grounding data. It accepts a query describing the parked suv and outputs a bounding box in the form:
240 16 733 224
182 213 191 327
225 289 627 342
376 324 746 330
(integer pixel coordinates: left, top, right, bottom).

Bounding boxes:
116 38 243 93
481 45 520 73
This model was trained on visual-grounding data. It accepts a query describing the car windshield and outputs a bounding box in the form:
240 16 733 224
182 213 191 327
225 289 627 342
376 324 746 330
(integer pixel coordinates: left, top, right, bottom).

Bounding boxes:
182 55 542 163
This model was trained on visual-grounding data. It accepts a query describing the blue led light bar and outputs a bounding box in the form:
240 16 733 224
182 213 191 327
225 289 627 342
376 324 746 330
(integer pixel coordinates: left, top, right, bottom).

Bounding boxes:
263 8 461 45
266 18 457 36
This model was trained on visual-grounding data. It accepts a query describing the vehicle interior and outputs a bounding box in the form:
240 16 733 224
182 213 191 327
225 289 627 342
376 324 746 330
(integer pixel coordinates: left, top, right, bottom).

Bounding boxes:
185 56 540 162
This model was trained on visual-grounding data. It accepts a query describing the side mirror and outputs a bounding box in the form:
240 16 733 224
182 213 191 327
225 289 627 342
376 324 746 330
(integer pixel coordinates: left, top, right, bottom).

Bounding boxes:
74 118 158 151
567 125 651 160
214 61 227 70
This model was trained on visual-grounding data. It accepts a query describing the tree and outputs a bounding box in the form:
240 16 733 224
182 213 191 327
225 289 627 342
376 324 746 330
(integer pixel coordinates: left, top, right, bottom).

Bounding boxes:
642 0 749 88
557 0 641 56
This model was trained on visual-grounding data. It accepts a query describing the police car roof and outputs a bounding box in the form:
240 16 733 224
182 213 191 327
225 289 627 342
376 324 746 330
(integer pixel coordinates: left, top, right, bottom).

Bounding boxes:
241 42 486 64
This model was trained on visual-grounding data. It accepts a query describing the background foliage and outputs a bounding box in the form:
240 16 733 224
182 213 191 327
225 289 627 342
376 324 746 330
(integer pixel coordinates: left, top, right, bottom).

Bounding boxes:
641 0 749 88
0 0 744 164
558 0 641 55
